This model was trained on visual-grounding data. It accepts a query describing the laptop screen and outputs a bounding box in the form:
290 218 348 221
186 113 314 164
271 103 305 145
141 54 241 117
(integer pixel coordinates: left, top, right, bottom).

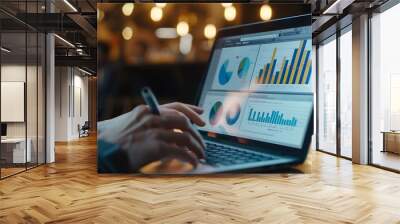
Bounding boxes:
198 23 313 149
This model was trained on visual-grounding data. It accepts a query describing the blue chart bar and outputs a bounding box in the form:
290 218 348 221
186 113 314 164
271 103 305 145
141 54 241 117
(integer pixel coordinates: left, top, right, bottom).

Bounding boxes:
266 59 277 84
261 63 270 84
285 48 298 84
291 40 307 84
298 51 311 84
278 60 289 84
274 71 279 84
247 108 297 127
305 66 312 84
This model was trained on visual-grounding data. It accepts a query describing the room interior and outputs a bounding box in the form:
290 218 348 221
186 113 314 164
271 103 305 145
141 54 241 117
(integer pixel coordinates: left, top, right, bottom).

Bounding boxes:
0 0 400 222
1 29 46 177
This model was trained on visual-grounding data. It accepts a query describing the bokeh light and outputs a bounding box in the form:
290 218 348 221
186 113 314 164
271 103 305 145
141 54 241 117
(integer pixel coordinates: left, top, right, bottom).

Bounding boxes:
179 34 193 55
155 3 167 8
176 21 189 36
122 26 133 40
224 6 236 21
122 3 134 16
204 24 217 39
260 4 272 21
221 3 233 8
150 6 163 22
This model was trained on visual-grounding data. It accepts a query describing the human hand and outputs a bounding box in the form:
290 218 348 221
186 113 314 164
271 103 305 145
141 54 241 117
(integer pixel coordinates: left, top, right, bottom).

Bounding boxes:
159 102 205 127
98 103 206 171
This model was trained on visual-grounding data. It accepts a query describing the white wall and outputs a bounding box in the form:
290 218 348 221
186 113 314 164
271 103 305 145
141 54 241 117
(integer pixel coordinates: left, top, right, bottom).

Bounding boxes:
1 63 46 164
1 65 26 137
1 65 35 138
71 73 89 138
54 67 89 141
55 67 69 141
1 82 25 122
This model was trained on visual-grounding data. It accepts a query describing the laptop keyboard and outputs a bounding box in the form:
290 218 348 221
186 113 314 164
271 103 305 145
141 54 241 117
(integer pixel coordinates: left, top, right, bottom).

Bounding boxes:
205 142 274 167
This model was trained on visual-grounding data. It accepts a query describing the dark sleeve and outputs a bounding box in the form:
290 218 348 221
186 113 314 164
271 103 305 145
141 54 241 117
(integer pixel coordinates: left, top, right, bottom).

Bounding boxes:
97 139 131 173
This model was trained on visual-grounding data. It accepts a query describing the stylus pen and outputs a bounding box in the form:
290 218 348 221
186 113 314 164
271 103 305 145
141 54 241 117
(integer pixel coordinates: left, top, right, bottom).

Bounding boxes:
142 87 206 164
141 87 161 115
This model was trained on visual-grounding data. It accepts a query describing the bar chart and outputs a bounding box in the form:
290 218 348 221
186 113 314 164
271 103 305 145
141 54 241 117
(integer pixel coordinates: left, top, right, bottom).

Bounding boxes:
247 108 297 127
240 96 313 148
254 40 312 85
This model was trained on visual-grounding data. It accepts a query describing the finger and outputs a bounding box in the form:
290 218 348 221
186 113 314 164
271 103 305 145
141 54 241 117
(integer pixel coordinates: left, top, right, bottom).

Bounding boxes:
173 103 205 125
160 114 206 149
164 102 200 110
132 104 151 120
162 103 205 126
183 104 204 114
137 114 161 130
153 129 205 159
138 112 206 150
158 142 198 168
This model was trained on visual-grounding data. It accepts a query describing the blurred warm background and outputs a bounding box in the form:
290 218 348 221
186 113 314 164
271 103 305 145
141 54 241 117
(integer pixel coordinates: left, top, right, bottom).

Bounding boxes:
97 3 310 121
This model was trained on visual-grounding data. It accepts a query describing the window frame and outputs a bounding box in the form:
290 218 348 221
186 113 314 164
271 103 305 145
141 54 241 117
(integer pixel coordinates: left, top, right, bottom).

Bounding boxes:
0 0 47 180
314 19 353 160
368 0 400 173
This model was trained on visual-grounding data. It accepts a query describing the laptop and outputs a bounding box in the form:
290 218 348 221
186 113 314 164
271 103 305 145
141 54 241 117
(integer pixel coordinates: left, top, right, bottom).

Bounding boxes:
190 14 313 174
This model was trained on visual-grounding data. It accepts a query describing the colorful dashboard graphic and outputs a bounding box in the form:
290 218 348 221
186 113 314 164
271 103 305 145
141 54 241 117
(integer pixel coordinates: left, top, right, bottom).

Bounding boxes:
209 101 224 126
247 109 297 127
226 103 241 126
240 96 313 148
199 92 313 148
218 60 233 85
212 45 259 90
237 57 251 79
255 40 312 85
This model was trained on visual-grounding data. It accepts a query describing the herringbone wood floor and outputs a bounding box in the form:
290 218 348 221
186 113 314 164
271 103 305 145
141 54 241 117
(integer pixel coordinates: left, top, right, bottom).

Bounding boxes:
1 135 400 224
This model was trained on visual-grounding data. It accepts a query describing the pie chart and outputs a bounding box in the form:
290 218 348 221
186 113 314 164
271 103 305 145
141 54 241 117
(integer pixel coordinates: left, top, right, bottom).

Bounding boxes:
226 103 241 125
209 101 223 126
218 60 233 85
237 57 250 79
